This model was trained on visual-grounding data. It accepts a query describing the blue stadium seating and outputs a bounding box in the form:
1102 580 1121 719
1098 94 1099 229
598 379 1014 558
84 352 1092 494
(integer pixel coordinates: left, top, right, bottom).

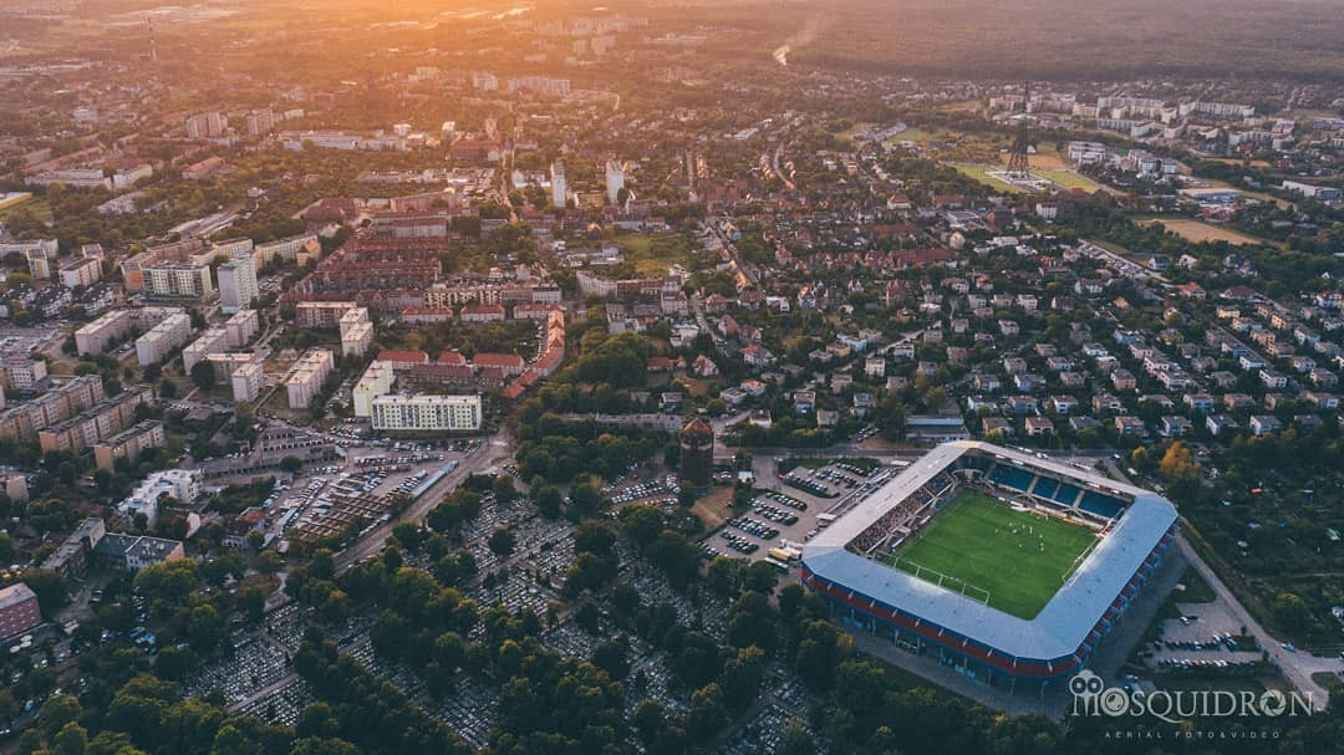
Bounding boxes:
1052 483 1081 505
1080 490 1127 519
959 455 992 471
1032 477 1059 499
989 464 1035 492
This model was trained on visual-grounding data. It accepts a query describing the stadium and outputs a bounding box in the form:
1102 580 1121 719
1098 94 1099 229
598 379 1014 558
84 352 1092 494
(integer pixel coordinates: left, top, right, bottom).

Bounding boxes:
801 441 1178 694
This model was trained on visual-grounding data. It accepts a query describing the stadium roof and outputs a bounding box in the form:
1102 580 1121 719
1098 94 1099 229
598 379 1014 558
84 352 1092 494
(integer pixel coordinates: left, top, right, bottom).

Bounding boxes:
802 441 1177 662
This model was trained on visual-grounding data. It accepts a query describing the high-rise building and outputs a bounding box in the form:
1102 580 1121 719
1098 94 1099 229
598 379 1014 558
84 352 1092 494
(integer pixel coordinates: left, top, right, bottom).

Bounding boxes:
217 251 258 313
550 160 567 208
185 111 227 139
245 108 275 137
605 159 625 205
679 418 715 488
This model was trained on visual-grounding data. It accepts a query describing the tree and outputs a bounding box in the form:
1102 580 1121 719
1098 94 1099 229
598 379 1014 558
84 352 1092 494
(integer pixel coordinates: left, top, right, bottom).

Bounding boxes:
687 683 725 742
392 522 426 553
1159 441 1199 481
533 485 564 518
593 637 630 680
21 569 68 615
289 738 359 755
53 723 89 755
487 528 516 556
190 361 217 390
189 604 225 652
40 694 82 739
1271 592 1312 634
280 456 303 474
0 688 18 723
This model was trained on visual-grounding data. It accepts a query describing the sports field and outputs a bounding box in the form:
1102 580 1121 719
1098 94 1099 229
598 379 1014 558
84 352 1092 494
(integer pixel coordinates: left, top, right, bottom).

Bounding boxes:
886 491 1098 619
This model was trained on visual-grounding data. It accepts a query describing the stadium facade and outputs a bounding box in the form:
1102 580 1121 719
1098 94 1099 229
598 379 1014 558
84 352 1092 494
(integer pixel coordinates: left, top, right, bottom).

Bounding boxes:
801 441 1178 693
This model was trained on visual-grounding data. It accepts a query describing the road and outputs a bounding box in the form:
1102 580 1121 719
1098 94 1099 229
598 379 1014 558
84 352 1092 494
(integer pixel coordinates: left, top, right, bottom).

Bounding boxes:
332 428 515 573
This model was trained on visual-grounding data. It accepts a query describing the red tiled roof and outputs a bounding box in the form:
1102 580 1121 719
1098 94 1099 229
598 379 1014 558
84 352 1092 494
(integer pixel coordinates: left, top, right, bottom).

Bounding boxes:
376 350 429 364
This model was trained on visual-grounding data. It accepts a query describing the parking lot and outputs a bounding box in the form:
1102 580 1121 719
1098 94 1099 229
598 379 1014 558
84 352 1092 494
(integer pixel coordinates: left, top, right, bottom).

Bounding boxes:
700 457 904 565
1144 597 1265 672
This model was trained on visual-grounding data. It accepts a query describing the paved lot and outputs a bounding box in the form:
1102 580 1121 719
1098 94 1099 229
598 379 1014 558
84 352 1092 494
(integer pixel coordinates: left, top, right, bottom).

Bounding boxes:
697 457 905 563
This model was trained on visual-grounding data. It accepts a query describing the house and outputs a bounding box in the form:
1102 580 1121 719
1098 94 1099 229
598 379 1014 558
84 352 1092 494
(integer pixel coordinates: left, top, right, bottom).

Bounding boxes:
740 344 774 366
1206 413 1238 436
1069 416 1102 434
973 373 1002 393
1160 416 1193 437
852 392 876 416
1110 369 1138 391
1113 415 1147 436
1259 369 1288 389
1183 393 1216 412
816 408 840 427
982 417 1013 438
865 356 886 378
1249 415 1282 436
692 355 720 378
1223 393 1256 411
793 390 816 413
1092 393 1124 414
719 387 747 406
1049 395 1078 414
1025 416 1055 437
831 373 854 395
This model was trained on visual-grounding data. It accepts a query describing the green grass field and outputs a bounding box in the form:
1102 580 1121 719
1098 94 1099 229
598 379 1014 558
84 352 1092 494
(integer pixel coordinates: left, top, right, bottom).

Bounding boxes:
886 491 1098 619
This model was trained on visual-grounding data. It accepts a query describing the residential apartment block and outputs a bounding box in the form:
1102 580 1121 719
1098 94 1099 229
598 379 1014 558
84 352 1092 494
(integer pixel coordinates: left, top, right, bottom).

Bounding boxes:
370 393 482 432
286 349 335 409
93 419 165 471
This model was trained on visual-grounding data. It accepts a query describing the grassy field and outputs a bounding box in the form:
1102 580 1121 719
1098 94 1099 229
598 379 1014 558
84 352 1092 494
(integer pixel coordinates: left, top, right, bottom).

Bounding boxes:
887 491 1097 619
950 162 1107 194
1139 217 1271 247
613 233 697 277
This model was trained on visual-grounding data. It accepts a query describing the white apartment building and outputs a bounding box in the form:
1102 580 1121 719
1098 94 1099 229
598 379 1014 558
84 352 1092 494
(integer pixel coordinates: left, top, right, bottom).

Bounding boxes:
59 256 102 288
144 262 215 301
182 328 231 375
135 313 193 367
550 160 567 208
76 307 185 356
218 251 258 313
353 362 396 417
225 308 259 347
230 360 264 403
339 307 373 358
371 393 482 432
185 111 227 138
605 159 625 204
26 248 51 280
285 349 334 410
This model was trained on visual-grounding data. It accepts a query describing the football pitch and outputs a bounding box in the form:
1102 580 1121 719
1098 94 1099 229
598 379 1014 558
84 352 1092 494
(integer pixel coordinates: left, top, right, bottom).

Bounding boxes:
886 491 1098 619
